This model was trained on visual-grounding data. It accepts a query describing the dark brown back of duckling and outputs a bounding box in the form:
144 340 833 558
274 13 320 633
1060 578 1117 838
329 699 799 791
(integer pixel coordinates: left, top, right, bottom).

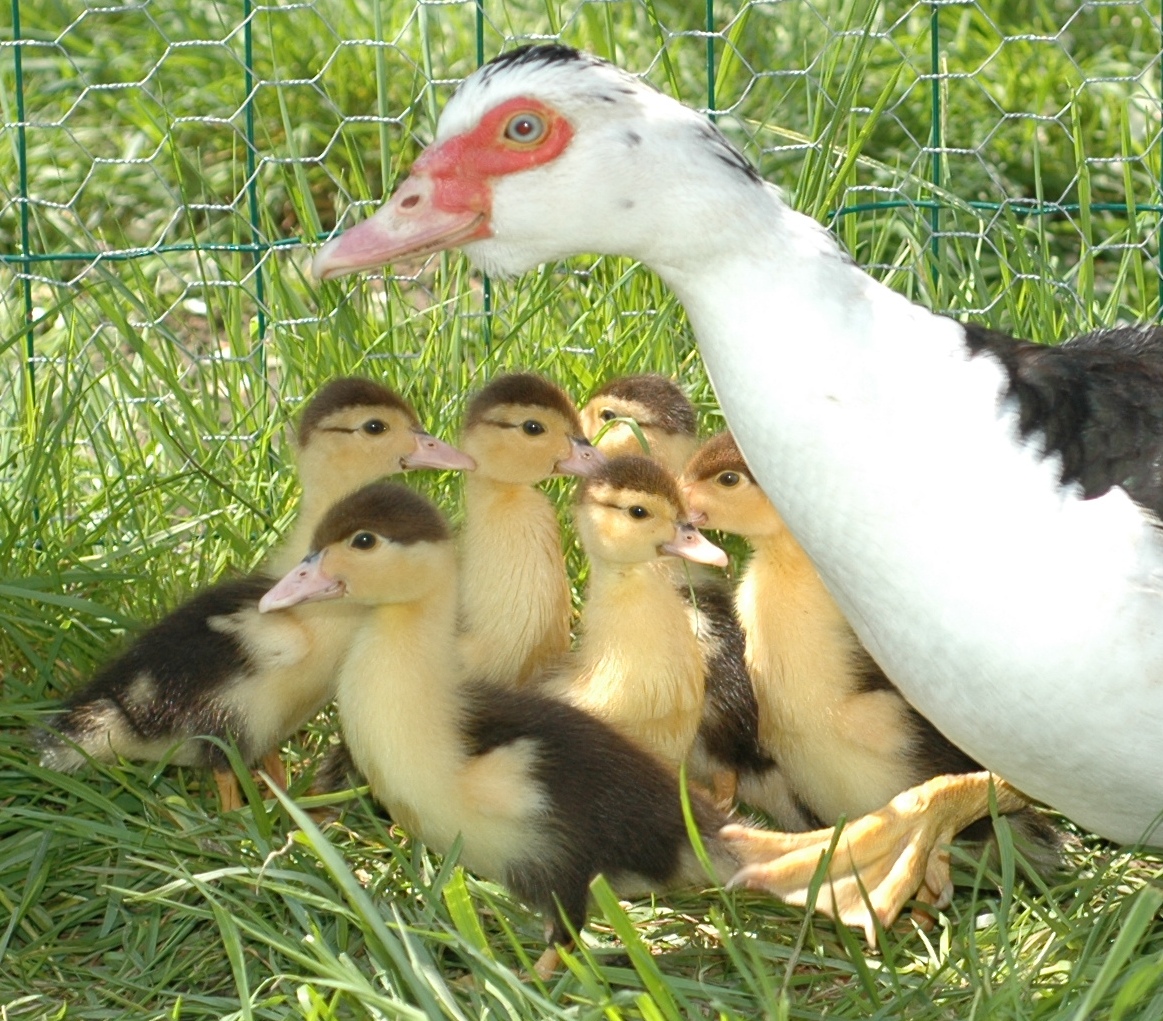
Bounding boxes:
460 680 735 946
684 579 774 779
37 574 275 773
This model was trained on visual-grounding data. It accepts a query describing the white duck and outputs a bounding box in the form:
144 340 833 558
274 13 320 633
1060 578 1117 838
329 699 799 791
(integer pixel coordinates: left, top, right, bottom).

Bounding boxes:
310 45 1163 849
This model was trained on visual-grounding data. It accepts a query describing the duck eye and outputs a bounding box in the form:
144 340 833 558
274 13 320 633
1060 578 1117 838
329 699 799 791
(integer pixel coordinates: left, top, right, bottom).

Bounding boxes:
628 505 650 520
504 112 546 145
350 532 378 550
522 419 545 436
718 471 740 487
599 409 617 422
362 419 387 435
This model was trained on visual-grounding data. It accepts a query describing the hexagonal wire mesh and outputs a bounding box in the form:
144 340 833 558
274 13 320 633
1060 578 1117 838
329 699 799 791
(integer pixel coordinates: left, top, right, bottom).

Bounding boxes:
1 1 1161 512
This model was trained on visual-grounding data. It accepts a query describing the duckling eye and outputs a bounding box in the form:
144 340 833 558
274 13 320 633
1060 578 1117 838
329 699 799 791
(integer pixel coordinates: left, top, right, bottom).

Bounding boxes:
599 409 617 422
628 505 650 520
522 419 546 436
717 471 740 488
504 112 546 145
362 419 388 435
350 532 378 550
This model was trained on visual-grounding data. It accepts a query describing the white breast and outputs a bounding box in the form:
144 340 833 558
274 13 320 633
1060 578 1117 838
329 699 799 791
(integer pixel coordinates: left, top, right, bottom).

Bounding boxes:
667 231 1163 845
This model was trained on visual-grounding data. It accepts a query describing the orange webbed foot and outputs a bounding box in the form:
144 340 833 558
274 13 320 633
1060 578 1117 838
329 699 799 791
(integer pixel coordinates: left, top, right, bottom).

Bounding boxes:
531 945 562 982
721 772 1026 941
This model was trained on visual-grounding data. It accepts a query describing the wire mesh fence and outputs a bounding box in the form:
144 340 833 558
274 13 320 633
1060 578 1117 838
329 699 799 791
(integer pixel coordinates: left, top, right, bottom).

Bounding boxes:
4 1 1161 353
1 0 1161 586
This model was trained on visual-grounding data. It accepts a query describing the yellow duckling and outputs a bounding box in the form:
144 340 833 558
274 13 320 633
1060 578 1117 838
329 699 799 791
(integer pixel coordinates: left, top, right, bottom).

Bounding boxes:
260 480 744 978
547 455 732 779
580 373 700 473
457 372 603 687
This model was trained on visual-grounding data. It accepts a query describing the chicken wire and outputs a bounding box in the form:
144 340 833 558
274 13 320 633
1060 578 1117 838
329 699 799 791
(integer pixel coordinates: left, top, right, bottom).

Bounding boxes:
2 0 1162 399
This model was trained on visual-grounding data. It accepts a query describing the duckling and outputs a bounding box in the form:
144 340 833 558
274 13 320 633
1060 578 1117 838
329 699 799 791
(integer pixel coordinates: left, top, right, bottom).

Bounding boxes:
683 432 1063 931
543 456 735 783
580 374 700 473
36 378 473 810
457 372 603 687
258 480 747 978
583 382 770 807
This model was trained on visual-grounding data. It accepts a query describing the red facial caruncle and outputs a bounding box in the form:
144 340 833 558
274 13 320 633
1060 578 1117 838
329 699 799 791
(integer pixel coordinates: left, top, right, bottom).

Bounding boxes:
312 96 574 279
416 96 573 220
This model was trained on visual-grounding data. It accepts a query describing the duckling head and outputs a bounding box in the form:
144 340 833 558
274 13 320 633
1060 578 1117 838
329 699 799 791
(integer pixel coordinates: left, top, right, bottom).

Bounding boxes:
259 481 454 611
681 432 785 539
296 377 476 490
460 372 603 484
580 374 699 475
575 455 727 568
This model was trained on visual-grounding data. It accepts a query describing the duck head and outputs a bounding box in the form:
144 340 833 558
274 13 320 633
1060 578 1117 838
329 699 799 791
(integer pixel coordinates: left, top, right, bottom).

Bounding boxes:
260 481 454 611
312 45 761 282
575 454 727 568
460 371 604 485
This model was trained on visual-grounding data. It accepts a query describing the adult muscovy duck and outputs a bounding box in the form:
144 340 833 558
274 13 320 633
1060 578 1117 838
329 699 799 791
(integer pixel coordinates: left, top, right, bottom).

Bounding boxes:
310 44 1163 848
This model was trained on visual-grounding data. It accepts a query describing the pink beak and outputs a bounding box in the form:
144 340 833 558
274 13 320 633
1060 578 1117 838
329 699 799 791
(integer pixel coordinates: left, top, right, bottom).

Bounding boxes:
259 552 346 612
403 430 477 472
555 436 607 478
312 172 488 280
661 523 728 568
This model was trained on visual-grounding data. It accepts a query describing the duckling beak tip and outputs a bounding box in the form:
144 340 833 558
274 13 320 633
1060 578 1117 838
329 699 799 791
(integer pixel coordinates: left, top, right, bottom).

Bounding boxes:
260 555 345 612
402 432 477 472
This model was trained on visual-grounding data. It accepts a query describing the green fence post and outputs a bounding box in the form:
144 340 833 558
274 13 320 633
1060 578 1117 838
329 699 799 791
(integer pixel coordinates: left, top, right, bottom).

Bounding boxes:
929 1 941 281
12 0 34 393
242 0 268 363
706 0 716 120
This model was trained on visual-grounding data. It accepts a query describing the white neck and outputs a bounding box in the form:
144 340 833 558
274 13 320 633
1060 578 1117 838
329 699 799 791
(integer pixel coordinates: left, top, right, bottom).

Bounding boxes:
649 190 1163 839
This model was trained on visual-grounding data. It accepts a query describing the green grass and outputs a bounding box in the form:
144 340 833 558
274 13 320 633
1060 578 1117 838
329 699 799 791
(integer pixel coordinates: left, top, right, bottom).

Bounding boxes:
3 0 1163 1017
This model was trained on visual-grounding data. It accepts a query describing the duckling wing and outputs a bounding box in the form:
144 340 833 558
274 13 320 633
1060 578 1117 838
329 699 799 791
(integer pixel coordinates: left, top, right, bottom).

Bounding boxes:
37 574 277 770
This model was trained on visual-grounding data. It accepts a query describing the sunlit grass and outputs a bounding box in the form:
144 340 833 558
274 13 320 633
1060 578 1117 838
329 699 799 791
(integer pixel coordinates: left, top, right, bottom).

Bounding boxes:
2 0 1162 1017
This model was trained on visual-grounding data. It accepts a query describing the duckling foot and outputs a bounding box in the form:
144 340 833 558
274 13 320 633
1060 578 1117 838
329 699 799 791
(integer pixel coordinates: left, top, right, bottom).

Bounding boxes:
720 772 1026 942
213 769 245 813
260 750 289 793
532 946 562 982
